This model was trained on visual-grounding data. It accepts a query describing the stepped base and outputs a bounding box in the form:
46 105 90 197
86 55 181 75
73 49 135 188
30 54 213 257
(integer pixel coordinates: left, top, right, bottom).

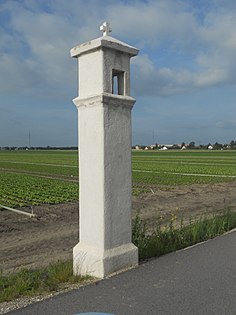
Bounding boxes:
73 242 138 278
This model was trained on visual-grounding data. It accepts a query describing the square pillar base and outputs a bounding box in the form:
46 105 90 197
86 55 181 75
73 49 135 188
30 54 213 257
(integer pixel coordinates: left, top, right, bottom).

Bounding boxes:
73 242 138 278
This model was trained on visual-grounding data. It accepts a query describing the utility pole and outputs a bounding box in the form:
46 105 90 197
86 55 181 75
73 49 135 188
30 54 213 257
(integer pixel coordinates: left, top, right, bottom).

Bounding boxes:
28 131 31 148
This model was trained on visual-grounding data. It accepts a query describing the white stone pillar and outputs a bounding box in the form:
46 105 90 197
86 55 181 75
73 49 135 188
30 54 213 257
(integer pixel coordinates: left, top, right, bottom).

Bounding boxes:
71 26 139 278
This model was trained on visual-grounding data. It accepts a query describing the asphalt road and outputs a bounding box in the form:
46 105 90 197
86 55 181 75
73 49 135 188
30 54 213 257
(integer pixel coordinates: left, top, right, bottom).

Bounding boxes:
9 230 236 315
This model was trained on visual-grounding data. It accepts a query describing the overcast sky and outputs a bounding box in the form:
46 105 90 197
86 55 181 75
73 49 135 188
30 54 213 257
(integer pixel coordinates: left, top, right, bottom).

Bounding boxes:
0 0 236 147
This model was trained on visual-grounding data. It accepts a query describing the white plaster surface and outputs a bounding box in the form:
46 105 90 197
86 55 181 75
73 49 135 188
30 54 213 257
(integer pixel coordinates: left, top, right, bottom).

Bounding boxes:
72 36 138 98
71 35 139 278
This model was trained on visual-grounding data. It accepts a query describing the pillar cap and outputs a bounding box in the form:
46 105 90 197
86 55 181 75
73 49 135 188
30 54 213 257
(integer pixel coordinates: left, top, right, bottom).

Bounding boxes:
70 35 139 58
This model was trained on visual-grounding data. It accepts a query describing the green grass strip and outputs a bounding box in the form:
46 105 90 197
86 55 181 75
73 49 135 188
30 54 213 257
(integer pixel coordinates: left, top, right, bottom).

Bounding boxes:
132 209 236 260
0 261 91 303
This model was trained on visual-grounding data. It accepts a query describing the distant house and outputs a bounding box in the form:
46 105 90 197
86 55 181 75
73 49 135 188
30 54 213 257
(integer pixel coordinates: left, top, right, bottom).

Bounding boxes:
208 145 213 150
181 145 186 150
160 146 168 150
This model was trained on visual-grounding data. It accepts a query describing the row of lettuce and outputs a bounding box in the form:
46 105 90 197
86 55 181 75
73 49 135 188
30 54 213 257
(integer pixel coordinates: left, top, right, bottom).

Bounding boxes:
1 150 236 207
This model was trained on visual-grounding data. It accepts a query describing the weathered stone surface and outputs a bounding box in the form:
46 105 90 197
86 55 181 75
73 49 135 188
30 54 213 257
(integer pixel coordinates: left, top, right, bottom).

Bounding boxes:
71 24 139 278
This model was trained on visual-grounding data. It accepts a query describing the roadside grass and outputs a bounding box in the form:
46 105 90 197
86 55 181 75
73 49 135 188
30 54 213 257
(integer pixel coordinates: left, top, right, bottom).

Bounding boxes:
1 209 236 303
0 261 91 303
132 208 236 260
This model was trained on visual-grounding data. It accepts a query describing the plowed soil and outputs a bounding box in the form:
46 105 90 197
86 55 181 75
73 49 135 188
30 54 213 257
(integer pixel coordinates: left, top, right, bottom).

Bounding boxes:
1 182 236 274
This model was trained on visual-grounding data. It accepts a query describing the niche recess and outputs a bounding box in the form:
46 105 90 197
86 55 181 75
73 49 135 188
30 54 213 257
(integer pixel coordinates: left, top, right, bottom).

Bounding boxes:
112 70 125 95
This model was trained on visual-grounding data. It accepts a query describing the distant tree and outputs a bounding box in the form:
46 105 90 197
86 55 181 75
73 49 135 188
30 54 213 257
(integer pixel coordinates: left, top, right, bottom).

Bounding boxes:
189 141 195 149
172 144 181 150
213 142 223 150
230 140 236 149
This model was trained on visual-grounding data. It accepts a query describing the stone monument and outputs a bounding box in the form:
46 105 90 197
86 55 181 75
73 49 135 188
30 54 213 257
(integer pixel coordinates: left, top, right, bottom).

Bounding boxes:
70 22 139 278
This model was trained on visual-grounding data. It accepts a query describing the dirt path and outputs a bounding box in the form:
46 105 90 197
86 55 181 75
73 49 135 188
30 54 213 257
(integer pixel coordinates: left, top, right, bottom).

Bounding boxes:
1 182 236 274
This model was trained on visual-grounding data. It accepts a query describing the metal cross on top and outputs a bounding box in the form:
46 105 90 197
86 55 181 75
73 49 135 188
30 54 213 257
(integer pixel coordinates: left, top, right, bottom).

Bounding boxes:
100 22 112 36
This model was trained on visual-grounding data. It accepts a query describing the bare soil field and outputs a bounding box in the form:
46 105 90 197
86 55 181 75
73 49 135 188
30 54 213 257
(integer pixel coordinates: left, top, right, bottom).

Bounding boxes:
1 182 236 274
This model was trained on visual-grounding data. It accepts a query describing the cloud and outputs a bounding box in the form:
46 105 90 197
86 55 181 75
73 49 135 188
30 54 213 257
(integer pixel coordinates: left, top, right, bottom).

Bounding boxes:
0 0 103 99
132 54 194 96
106 0 199 51
106 0 236 96
132 3 236 96
0 0 236 100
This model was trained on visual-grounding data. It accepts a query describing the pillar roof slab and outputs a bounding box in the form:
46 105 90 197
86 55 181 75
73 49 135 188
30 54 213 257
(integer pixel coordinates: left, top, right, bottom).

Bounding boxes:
70 36 139 58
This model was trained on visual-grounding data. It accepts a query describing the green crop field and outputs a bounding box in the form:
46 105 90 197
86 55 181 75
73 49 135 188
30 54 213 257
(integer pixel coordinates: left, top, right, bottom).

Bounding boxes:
132 150 236 185
0 150 236 208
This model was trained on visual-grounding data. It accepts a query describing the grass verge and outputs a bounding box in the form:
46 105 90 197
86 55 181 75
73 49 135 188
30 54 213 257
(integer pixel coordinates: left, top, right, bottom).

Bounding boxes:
0 260 91 303
132 209 236 260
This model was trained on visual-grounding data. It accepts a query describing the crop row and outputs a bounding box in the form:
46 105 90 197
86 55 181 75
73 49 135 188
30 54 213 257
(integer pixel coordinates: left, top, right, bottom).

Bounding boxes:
0 172 79 208
132 170 235 186
0 161 78 177
0 150 77 166
0 171 148 208
132 162 236 177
